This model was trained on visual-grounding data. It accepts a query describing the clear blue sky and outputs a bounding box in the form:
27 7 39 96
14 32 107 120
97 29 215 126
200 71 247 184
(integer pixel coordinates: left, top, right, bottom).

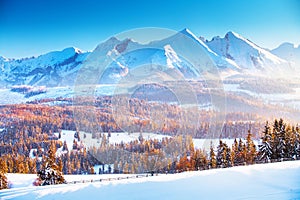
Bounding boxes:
0 0 299 58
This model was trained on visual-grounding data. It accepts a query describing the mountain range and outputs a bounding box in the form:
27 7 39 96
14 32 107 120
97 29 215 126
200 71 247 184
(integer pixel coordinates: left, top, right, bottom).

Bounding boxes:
0 29 298 87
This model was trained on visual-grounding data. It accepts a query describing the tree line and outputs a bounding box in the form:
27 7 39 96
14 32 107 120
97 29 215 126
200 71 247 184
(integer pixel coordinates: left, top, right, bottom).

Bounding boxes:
0 108 299 189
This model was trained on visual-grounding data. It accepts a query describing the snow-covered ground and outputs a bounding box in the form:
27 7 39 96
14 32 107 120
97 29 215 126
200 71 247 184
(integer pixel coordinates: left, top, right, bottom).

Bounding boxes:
81 132 171 149
50 129 258 153
1 160 300 200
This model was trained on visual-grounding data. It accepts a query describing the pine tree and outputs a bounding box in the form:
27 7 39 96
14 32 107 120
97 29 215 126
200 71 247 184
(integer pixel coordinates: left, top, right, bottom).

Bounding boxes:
216 140 230 168
193 149 208 170
271 119 286 160
62 141 68 152
276 119 286 159
246 130 257 164
37 143 66 185
223 143 231 168
237 139 245 165
216 140 222 167
232 139 238 166
294 127 300 159
285 125 295 159
259 121 273 162
230 145 235 167
0 158 8 190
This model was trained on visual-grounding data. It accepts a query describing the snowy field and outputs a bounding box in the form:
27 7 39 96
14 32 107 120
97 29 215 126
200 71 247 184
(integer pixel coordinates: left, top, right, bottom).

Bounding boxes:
54 130 172 151
1 160 300 200
54 129 255 152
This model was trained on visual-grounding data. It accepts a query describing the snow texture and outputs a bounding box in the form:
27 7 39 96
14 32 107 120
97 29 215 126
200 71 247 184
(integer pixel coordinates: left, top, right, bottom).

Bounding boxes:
1 160 300 200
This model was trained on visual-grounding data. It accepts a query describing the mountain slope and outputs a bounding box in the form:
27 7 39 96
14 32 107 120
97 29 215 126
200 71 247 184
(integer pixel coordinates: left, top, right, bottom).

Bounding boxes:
0 47 90 87
272 42 300 69
150 28 241 74
206 31 290 75
0 29 296 87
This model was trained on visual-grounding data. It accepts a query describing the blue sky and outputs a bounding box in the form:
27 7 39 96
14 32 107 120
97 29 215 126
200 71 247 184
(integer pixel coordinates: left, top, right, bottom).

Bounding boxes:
0 0 299 58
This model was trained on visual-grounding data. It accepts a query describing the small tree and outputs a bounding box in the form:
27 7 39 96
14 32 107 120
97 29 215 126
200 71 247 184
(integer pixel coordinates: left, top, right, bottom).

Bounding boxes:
209 144 216 169
246 130 257 164
259 121 273 162
37 143 66 186
0 158 8 190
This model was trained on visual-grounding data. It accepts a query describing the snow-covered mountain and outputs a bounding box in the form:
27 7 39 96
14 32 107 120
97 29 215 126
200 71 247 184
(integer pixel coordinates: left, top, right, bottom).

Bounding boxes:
272 42 300 69
0 29 295 87
205 31 290 75
0 47 90 87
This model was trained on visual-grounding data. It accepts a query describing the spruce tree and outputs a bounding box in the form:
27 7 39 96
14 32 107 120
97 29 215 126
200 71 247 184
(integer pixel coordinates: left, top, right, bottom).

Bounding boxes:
216 140 230 168
209 143 216 169
285 125 295 159
0 158 8 190
276 119 286 159
294 127 300 159
37 143 66 185
259 121 273 162
246 130 257 164
216 140 223 167
232 139 239 166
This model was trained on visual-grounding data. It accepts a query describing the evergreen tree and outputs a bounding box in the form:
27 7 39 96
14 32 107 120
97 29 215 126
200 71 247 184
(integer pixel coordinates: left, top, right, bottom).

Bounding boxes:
272 118 286 159
285 125 296 159
259 121 272 162
216 140 223 167
223 144 231 168
294 127 300 159
216 140 230 168
276 119 286 159
246 130 257 164
0 158 8 190
62 141 68 152
237 139 245 165
37 143 66 185
193 149 208 170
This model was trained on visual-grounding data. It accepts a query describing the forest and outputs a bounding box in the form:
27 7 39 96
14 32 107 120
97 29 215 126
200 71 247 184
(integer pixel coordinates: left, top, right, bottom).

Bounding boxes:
0 97 299 189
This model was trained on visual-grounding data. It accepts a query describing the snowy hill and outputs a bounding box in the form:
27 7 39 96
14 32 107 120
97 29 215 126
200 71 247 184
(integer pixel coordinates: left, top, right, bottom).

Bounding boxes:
205 31 290 75
272 42 300 69
0 29 297 88
1 160 300 200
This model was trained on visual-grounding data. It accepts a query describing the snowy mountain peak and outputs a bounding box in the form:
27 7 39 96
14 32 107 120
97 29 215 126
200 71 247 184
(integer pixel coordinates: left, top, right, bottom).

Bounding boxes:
180 28 193 35
115 38 137 53
226 31 243 40
272 42 300 68
206 31 289 72
224 31 260 49
179 28 204 44
0 29 296 87
0 56 9 62
199 36 207 43
61 47 83 56
94 37 141 57
0 47 90 87
107 36 121 43
95 37 121 52
274 42 299 50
